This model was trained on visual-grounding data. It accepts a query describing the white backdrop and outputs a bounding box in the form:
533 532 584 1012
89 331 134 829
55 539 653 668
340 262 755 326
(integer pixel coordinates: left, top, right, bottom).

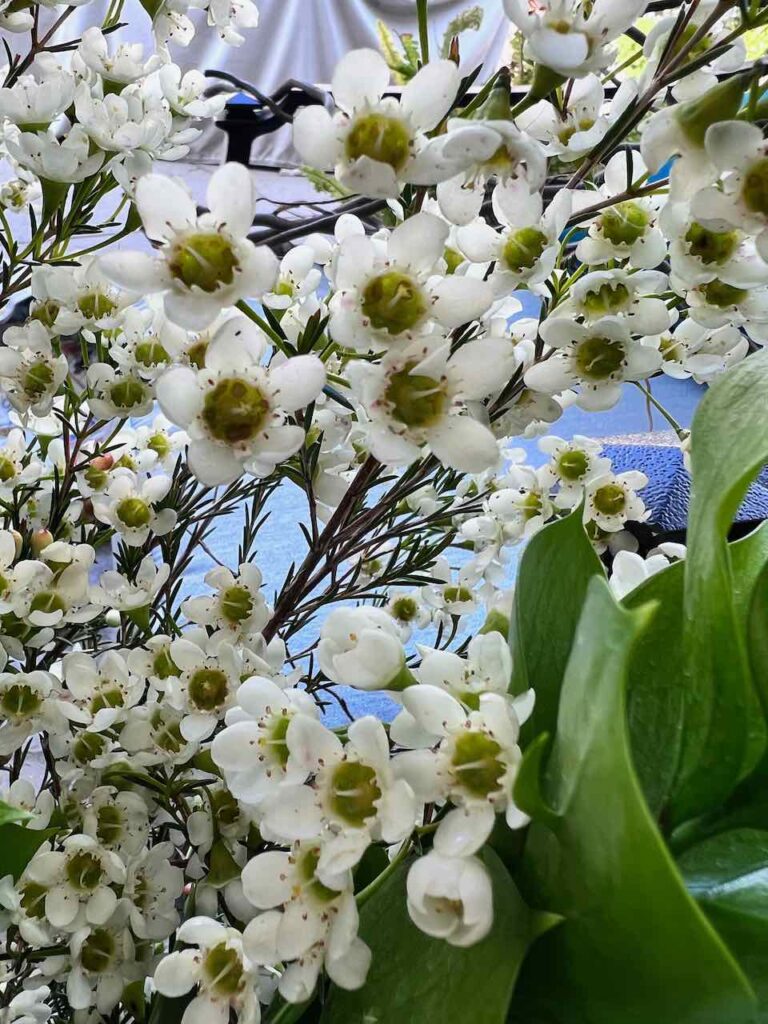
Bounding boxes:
48 0 510 164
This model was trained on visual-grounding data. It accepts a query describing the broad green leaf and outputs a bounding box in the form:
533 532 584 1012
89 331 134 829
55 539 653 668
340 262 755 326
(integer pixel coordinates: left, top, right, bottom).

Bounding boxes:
733 523 768 769
679 828 768 1019
509 506 603 743
322 849 554 1024
0 825 55 880
673 348 768 824
514 579 756 1024
0 800 32 827
622 559 685 817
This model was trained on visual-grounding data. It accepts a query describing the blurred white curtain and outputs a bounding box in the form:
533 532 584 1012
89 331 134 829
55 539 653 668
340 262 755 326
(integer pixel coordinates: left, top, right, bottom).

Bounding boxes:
32 0 510 164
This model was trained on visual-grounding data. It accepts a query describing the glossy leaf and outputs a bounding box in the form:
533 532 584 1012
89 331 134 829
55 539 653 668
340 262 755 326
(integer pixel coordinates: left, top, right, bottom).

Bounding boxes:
0 800 32 827
509 506 603 742
322 849 554 1024
0 825 55 881
622 559 685 817
515 579 756 1024
673 348 768 824
679 828 768 1018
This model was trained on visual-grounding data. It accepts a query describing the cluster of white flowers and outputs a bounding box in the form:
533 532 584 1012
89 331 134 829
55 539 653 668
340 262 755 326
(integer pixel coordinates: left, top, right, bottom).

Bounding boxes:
0 0 764 1020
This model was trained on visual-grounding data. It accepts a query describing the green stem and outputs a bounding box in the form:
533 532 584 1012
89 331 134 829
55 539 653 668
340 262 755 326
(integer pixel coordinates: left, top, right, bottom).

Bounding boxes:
417 0 429 64
633 382 684 437
356 839 412 908
235 299 289 354
268 999 313 1024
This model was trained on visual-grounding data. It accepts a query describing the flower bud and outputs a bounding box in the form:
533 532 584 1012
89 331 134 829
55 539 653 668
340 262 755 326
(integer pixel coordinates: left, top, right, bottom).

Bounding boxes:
30 529 53 555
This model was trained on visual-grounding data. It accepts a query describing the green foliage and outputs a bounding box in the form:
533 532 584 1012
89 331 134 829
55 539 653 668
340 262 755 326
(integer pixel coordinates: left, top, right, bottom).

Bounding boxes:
322 850 554 1024
509 504 604 741
440 5 483 59
0 824 56 881
672 348 768 824
300 167 352 199
513 580 756 1024
0 799 32 827
376 21 420 84
680 828 768 1018
622 558 686 816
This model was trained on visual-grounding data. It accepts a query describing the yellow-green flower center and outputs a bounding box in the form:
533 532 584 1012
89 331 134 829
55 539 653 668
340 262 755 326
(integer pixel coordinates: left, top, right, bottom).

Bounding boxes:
0 457 16 482
684 222 739 265
345 113 411 172
170 232 239 293
220 585 254 624
66 850 103 892
80 928 116 974
298 845 342 904
443 585 473 603
23 360 54 399
593 482 626 516
384 363 446 429
1 683 41 720
574 336 625 381
261 713 291 767
116 497 151 529
96 805 125 846
109 379 147 412
581 281 630 316
211 787 240 829
188 339 209 369
598 201 649 246
330 760 381 827
361 271 427 335
443 247 464 274
742 157 768 218
188 667 229 711
147 432 172 459
557 449 589 481
700 279 747 308
202 378 270 445
502 227 547 272
153 648 180 680
90 687 124 715
73 731 106 765
135 339 170 368
203 942 244 997
451 730 505 798
77 291 117 321
391 595 418 622
30 300 60 329
29 590 66 616
20 881 47 919
84 465 109 491
150 709 185 753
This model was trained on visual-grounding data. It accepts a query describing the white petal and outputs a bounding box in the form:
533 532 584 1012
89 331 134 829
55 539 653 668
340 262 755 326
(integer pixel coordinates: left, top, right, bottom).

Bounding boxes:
242 909 282 965
135 174 196 240
428 416 499 473
429 276 493 327
705 120 763 171
187 440 243 487
388 212 448 273
403 684 465 734
293 106 344 169
241 851 293 910
269 355 326 411
153 950 198 997
401 60 461 132
333 50 390 112
99 252 167 293
287 714 343 774
207 163 255 237
433 804 495 857
437 176 484 227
